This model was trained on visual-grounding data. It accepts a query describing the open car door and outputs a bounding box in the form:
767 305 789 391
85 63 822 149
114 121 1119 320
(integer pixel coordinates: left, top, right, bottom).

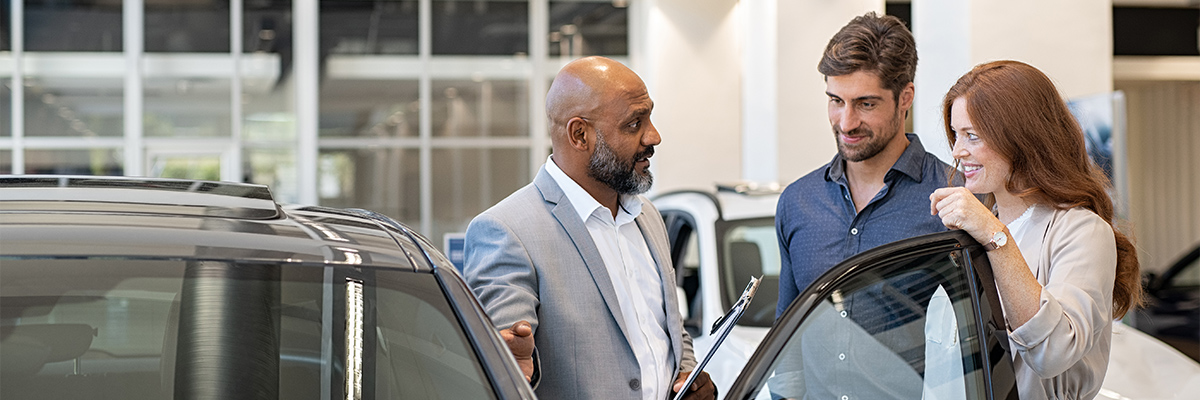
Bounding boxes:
724 230 1019 400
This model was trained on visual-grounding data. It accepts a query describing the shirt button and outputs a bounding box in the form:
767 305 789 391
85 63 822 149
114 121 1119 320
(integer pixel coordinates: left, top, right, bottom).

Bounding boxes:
839 353 846 360
850 228 859 235
629 378 641 390
840 310 848 318
842 396 849 400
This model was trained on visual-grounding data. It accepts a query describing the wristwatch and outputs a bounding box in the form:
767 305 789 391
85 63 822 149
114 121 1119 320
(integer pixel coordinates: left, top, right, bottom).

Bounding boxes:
983 230 1008 251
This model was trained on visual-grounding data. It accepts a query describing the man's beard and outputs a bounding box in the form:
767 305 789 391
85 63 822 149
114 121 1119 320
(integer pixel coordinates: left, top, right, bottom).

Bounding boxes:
588 129 654 195
835 109 905 162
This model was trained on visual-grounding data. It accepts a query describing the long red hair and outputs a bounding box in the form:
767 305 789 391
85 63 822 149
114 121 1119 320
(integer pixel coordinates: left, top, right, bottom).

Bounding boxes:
942 60 1142 318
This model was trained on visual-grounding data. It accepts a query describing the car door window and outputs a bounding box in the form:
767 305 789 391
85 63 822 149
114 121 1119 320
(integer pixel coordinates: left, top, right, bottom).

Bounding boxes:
744 248 999 400
662 211 703 336
0 258 497 400
718 217 780 328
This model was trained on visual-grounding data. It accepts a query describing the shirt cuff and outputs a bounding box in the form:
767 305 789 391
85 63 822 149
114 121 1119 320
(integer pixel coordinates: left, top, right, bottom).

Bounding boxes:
528 347 541 389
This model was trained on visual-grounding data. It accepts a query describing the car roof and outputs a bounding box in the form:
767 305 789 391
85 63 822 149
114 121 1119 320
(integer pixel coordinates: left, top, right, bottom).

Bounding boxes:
0 175 425 270
714 190 779 220
654 183 780 221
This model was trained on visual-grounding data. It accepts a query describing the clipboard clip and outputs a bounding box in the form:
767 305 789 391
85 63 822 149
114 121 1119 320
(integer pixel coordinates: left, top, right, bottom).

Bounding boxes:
673 276 762 400
710 275 762 335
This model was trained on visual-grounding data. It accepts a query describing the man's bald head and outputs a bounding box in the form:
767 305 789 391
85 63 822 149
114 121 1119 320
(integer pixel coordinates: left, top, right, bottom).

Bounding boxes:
546 56 646 140
544 56 659 202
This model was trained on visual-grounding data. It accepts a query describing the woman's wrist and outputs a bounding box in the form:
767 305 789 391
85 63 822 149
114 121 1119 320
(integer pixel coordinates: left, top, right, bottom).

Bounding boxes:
974 220 1008 247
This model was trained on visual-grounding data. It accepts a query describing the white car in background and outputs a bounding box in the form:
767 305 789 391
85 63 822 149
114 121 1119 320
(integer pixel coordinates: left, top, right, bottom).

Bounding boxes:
653 185 1200 400
653 185 781 395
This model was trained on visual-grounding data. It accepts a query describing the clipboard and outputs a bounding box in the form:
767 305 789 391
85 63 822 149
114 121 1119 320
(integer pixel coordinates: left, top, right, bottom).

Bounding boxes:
672 276 762 400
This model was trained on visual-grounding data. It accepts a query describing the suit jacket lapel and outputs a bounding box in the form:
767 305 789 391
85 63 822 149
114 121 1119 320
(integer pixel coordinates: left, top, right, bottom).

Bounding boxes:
636 206 684 369
534 168 634 343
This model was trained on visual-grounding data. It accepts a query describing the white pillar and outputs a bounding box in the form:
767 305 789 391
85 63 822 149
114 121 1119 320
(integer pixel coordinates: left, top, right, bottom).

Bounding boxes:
229 0 244 183
124 0 145 176
11 0 24 174
741 0 778 184
914 0 1114 164
638 0 883 192
775 0 884 183
295 0 320 205
638 0 743 194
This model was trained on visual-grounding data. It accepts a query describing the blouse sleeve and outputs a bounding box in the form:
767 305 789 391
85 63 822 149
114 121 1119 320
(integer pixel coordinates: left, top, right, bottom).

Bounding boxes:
1007 209 1117 378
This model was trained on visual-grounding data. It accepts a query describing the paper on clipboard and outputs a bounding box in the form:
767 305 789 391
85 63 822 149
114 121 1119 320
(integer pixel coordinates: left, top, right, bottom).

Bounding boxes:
672 276 762 400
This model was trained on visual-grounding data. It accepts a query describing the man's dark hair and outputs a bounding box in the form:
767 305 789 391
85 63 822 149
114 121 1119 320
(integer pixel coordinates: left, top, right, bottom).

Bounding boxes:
818 12 917 100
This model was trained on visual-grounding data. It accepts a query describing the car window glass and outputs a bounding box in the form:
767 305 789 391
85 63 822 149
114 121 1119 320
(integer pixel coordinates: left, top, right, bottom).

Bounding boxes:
720 218 780 327
0 258 496 400
372 270 497 399
747 249 991 400
682 228 701 270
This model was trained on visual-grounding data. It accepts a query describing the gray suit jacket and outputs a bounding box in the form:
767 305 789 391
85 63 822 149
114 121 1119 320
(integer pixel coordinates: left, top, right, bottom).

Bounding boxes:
464 166 697 399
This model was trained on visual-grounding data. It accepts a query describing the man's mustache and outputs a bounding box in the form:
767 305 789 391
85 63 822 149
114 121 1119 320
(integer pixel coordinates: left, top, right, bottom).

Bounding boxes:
835 127 870 137
636 146 655 161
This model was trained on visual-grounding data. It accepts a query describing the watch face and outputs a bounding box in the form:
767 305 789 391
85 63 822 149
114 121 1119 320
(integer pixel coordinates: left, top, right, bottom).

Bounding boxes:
988 231 1007 250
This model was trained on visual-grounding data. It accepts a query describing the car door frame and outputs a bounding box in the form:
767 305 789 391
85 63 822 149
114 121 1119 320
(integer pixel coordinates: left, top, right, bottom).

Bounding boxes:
724 230 1018 400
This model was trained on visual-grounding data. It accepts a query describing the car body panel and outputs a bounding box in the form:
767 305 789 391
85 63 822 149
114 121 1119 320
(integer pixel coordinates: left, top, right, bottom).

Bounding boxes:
1100 322 1200 400
0 175 536 400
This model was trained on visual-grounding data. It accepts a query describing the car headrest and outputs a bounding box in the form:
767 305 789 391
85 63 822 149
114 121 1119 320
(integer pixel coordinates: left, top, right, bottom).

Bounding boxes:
730 241 763 280
0 323 97 377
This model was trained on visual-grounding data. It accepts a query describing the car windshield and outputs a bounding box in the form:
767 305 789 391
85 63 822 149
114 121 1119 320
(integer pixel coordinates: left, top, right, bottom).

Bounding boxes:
0 258 496 400
718 217 781 327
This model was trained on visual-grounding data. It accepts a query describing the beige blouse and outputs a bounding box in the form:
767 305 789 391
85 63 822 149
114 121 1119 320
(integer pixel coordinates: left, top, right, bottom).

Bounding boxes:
1005 203 1117 400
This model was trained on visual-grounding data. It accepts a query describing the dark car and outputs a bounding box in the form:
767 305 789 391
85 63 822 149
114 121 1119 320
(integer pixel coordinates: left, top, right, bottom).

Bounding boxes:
0 176 536 400
1136 244 1200 361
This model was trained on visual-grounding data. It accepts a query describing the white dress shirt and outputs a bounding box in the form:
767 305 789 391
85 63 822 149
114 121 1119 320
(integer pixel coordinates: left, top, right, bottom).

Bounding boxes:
546 157 673 400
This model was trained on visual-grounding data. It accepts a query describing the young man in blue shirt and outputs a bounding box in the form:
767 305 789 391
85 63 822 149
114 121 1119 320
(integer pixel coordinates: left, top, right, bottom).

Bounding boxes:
775 12 959 318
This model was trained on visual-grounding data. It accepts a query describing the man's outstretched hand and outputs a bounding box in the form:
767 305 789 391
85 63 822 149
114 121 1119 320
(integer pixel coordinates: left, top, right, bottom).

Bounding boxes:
671 369 716 400
500 320 535 381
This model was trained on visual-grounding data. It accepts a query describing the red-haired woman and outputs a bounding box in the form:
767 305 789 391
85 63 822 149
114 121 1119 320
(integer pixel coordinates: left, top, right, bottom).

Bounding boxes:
929 60 1142 400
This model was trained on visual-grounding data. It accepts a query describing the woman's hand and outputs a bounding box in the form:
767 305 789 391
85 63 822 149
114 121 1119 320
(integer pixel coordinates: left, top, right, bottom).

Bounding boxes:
929 187 1003 245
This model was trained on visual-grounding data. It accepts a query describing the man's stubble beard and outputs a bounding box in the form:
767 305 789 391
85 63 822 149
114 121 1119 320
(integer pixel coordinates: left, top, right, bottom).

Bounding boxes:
836 108 906 162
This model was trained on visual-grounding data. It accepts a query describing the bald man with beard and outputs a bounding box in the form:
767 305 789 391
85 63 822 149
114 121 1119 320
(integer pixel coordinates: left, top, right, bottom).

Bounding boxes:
463 56 715 400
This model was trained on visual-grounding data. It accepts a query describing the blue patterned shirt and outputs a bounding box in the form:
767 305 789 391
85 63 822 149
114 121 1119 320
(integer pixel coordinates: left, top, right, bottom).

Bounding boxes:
775 134 960 318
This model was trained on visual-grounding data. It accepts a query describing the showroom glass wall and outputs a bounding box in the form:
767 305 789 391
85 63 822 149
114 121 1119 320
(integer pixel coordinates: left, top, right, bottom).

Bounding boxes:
1 0 631 241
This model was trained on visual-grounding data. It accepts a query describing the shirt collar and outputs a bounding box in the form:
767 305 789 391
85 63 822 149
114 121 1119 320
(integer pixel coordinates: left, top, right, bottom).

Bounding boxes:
826 133 929 183
545 156 642 224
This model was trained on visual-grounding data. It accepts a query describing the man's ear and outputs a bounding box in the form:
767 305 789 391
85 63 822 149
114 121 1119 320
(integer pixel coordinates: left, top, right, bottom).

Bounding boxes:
899 82 915 112
565 117 590 151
